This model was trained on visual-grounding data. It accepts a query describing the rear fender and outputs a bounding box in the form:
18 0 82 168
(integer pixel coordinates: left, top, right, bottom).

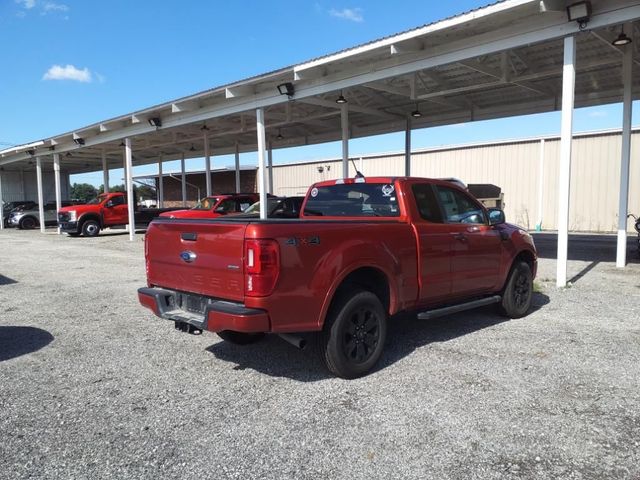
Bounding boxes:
316 254 401 330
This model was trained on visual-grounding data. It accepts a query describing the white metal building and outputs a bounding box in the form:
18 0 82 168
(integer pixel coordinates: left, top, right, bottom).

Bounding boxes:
1 0 639 287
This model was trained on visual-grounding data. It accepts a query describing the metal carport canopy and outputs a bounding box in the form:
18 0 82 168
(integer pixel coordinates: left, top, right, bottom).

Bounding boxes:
1 0 639 284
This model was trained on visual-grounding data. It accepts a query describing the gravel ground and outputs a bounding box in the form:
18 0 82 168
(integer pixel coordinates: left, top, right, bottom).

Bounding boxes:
0 228 639 480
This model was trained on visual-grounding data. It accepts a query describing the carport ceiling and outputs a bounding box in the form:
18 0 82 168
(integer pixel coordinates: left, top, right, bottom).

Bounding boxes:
2 0 640 174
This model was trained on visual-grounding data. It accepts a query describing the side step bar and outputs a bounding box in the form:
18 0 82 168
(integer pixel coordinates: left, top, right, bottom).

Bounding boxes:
417 295 501 320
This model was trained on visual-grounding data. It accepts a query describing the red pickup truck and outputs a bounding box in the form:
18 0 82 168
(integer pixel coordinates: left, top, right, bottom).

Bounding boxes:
159 193 259 219
139 177 537 378
58 192 178 237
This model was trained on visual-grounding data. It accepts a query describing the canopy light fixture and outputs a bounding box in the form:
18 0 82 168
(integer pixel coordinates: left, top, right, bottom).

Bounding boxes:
566 1 591 29
411 104 422 118
26 149 35 156
276 129 284 140
201 124 209 131
65 152 72 157
119 141 125 147
612 28 632 46
189 144 196 152
277 82 295 98
48 146 55 151
336 91 348 104
148 117 162 127
73 137 85 146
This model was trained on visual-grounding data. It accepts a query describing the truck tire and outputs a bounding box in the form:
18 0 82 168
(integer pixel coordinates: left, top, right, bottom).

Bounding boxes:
217 330 265 345
19 216 37 229
81 220 101 237
499 261 533 319
320 289 387 379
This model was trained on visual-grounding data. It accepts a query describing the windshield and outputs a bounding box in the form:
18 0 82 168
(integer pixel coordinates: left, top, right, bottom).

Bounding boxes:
304 182 400 217
87 194 109 205
243 198 281 215
193 197 220 210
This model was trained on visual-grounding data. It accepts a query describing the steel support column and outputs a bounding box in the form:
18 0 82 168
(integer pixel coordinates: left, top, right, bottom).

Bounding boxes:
124 138 135 242
404 117 412 176
204 134 211 197
234 142 241 193
556 35 576 287
617 36 633 268
53 153 61 234
267 141 273 194
102 150 109 193
36 156 45 233
181 153 186 207
341 103 349 178
535 138 545 231
256 108 268 220
158 155 164 208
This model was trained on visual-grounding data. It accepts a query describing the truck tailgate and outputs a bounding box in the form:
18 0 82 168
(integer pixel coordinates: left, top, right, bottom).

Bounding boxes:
145 220 247 302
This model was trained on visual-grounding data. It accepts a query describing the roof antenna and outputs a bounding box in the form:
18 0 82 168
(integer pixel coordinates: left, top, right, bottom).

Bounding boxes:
350 157 365 179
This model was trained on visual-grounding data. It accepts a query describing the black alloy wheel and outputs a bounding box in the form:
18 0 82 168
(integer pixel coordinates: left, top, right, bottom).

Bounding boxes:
499 261 533 319
321 289 387 379
19 216 37 229
341 305 382 364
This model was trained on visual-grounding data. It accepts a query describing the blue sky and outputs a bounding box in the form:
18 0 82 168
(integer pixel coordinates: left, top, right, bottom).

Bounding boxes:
0 0 637 187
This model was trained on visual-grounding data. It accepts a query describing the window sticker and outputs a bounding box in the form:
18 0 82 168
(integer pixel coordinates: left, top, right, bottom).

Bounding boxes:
381 184 395 197
310 187 319 197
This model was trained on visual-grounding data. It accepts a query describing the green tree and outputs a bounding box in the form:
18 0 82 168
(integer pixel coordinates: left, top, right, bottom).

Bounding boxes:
70 183 97 203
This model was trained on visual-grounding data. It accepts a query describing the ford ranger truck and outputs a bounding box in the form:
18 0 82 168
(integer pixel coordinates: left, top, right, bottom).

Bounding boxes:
159 193 259 219
138 177 537 379
58 192 179 237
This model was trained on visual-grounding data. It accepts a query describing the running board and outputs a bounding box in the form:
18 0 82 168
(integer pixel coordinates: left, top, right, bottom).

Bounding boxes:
417 295 502 320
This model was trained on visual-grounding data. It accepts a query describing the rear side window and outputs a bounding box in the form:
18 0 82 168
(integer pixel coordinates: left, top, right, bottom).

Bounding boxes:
435 186 486 224
412 184 443 223
304 183 400 217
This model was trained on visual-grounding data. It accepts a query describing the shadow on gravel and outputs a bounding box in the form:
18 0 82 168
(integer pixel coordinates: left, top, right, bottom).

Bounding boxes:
0 274 17 286
0 326 54 362
206 292 550 382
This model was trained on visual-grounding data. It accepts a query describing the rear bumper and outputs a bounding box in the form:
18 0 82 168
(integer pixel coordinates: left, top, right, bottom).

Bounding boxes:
138 287 270 333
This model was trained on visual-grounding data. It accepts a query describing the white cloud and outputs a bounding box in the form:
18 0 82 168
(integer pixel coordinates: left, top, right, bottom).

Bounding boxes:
15 0 36 9
15 0 69 17
42 2 68 12
43 64 92 83
329 7 363 22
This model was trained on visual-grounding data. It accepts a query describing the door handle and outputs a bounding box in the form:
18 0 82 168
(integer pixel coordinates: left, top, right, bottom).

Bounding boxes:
453 233 467 242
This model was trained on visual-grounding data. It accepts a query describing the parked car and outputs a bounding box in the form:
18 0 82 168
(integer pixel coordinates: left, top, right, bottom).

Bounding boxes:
2 200 36 227
9 201 77 229
139 176 537 379
160 193 259 219
238 196 305 218
57 192 181 237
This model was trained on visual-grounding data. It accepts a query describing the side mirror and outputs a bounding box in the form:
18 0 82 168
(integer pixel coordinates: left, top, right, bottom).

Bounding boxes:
488 208 505 226
214 206 226 214
105 200 114 208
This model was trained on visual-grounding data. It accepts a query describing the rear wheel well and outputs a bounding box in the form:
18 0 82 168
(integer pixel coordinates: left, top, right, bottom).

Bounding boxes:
330 267 391 316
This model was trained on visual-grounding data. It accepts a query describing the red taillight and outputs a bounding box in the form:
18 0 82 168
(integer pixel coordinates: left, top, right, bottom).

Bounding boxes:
244 239 280 297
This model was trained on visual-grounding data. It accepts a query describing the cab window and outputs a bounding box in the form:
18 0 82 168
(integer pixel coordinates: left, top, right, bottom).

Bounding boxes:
435 186 486 224
412 184 443 223
109 195 126 207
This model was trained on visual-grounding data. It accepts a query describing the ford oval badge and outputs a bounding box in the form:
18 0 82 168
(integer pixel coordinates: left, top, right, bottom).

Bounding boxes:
180 251 197 263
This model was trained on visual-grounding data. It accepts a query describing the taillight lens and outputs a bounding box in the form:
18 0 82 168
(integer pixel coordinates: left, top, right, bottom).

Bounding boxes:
244 239 280 297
